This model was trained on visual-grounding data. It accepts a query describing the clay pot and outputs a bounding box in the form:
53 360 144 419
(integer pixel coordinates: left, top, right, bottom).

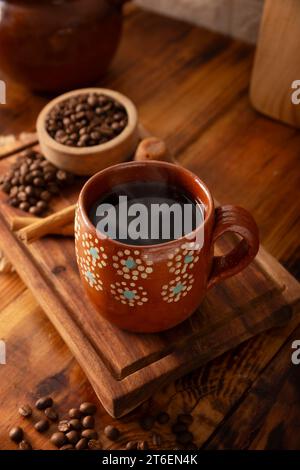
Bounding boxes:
75 160 259 333
0 0 129 92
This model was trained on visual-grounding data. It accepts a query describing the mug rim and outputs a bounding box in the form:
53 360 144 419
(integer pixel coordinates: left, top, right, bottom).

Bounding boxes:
78 160 214 250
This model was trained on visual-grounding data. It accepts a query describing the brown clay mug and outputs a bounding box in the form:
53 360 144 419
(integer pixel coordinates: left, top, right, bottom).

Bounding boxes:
75 161 259 333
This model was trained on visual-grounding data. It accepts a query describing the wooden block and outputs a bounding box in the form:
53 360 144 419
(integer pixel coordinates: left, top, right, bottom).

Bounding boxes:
250 0 300 127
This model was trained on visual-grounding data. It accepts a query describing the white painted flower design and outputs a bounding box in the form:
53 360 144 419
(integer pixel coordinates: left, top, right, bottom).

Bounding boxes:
78 256 103 291
81 233 107 269
167 242 201 275
110 281 149 307
112 249 154 281
161 273 195 303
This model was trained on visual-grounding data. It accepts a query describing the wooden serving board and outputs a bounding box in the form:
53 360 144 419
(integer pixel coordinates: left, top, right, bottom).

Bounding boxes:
0 142 300 418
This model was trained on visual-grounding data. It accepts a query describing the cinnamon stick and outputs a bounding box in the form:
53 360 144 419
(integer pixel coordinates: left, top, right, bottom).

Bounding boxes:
11 216 74 236
17 204 76 243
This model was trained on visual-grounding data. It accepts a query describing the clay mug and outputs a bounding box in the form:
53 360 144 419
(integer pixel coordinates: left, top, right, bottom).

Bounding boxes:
75 157 259 333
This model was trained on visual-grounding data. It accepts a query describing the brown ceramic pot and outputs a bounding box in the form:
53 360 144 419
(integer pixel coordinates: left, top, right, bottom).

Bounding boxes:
0 0 128 92
75 161 259 333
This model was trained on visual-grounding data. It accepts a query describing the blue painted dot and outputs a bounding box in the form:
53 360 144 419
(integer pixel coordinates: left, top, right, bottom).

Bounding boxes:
89 247 99 259
86 270 95 284
123 290 135 300
125 258 136 269
184 255 193 264
173 283 184 295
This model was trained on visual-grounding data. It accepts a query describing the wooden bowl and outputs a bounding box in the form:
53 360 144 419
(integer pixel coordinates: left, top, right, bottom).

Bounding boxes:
36 88 139 176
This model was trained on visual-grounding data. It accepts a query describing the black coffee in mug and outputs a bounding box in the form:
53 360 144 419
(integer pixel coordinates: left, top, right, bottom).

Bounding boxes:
89 180 203 246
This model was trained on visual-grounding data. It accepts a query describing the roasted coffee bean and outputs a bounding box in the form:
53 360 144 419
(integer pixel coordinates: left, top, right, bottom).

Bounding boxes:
152 432 162 447
69 418 82 430
137 440 148 450
44 407 58 422
104 425 120 441
19 440 32 450
19 202 30 211
18 404 32 418
88 439 102 450
175 431 193 445
75 437 88 450
36 200 48 212
81 428 98 440
68 408 82 419
66 430 80 444
82 415 95 429
36 396 53 410
125 441 137 450
58 420 71 433
45 93 128 147
50 431 67 448
172 422 187 434
156 412 170 425
34 419 49 433
1 149 75 214
60 444 74 450
8 197 18 207
29 206 42 216
177 413 193 425
139 415 155 431
9 426 23 443
79 402 97 416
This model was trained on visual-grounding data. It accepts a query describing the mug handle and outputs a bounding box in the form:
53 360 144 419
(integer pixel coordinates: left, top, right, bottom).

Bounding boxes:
207 205 259 289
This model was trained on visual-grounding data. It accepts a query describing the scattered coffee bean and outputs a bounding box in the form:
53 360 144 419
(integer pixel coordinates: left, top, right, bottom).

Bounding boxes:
46 93 128 147
60 444 74 450
139 415 155 431
75 437 88 450
79 402 97 416
34 419 50 433
69 418 82 430
177 413 193 425
44 407 58 422
104 425 120 441
156 412 170 425
19 439 32 450
35 396 53 410
172 422 187 434
9 426 23 443
88 439 102 450
125 441 138 450
152 432 162 447
18 404 32 418
58 420 72 433
0 150 75 214
137 440 148 450
81 428 98 440
176 431 193 445
51 431 67 448
68 408 82 419
66 430 80 445
82 415 95 429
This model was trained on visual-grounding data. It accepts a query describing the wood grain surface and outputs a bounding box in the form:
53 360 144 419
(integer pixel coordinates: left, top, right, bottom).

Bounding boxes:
250 0 300 127
0 4 300 449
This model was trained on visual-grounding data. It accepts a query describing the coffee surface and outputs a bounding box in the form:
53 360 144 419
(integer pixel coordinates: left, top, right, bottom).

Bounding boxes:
89 181 202 245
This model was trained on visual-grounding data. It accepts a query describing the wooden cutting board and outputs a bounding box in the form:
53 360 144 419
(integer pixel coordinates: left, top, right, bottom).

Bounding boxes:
250 0 300 127
0 141 300 418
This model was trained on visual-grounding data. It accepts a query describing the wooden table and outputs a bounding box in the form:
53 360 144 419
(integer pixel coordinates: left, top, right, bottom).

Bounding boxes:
1 6 300 450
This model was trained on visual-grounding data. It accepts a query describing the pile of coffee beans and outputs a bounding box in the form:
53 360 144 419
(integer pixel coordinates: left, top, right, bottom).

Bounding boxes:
45 93 128 147
9 395 197 450
0 149 74 215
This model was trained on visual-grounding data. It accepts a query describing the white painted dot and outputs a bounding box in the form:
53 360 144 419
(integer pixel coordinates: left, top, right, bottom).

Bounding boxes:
133 270 139 276
123 267 129 273
138 265 145 272
141 297 147 302
113 263 118 269
133 276 138 280
124 274 130 279
137 302 143 306
113 255 118 261
117 251 123 257
130 282 135 287
145 267 153 274
117 270 123 275
141 273 147 279
187 286 192 291
134 250 140 255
